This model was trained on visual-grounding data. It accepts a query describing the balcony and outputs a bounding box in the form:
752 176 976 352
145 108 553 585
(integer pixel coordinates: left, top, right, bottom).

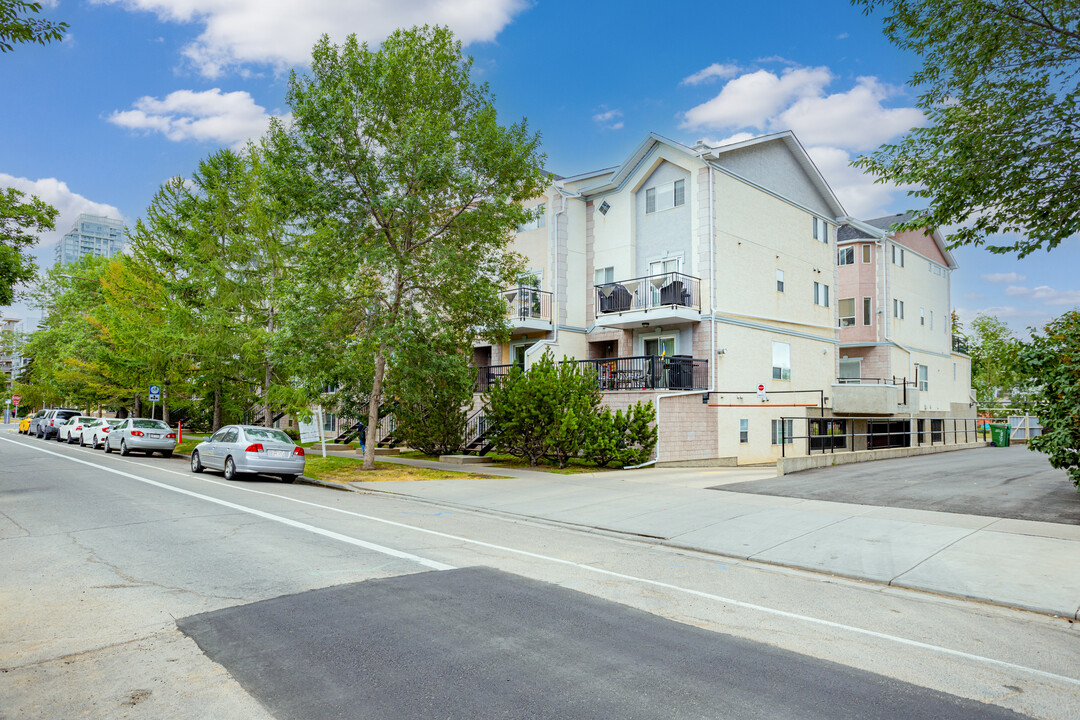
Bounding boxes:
831 377 918 415
951 335 970 354
594 272 701 329
474 355 708 393
504 286 552 333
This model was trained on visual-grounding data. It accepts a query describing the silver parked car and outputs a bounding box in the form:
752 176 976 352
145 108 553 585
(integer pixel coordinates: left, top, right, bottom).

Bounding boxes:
80 417 123 449
104 417 177 457
190 425 305 483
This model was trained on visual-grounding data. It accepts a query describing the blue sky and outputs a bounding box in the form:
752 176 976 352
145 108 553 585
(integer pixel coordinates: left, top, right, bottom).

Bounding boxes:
2 0 1076 335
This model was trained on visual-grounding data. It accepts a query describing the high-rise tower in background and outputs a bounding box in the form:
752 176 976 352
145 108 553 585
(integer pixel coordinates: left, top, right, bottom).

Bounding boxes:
54 214 126 266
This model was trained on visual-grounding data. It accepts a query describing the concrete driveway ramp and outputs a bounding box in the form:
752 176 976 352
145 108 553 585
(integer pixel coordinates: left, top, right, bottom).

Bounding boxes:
178 567 1029 719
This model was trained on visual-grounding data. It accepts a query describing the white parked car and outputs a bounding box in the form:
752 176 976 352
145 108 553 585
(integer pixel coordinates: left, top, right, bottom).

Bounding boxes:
190 425 305 483
79 417 123 449
58 415 98 444
104 417 177 457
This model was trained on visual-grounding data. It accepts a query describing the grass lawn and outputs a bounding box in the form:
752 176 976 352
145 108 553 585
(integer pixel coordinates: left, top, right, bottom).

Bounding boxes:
303 456 507 484
176 435 208 456
397 450 612 475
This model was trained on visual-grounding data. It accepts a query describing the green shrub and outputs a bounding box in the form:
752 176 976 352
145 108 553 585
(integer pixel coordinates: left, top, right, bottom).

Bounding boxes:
618 400 657 466
388 333 473 456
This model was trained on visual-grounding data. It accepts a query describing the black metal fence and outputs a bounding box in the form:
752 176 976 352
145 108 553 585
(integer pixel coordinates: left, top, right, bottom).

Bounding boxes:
474 355 708 392
952 335 970 354
835 376 914 405
778 415 981 457
594 272 702 315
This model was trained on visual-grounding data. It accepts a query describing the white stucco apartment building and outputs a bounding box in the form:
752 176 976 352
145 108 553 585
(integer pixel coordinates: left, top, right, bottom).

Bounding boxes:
472 132 974 465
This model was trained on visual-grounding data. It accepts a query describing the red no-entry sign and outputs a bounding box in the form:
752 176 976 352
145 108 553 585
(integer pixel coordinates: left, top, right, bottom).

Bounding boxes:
757 384 765 392
11 394 20 406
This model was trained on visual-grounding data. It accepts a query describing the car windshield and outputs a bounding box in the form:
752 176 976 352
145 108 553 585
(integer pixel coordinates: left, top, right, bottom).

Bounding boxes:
78 417 95 423
57 411 79 420
244 428 293 444
132 420 170 430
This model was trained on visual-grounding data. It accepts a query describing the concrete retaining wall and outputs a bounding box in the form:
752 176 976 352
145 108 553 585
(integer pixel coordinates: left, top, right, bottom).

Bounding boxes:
776 441 991 475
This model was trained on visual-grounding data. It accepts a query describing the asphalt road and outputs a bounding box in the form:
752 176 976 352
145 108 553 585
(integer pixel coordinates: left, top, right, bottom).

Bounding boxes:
3 429 1078 719
716 446 1080 524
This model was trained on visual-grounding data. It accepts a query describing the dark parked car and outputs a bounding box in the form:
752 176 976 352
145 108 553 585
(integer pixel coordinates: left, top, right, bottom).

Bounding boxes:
36 409 82 439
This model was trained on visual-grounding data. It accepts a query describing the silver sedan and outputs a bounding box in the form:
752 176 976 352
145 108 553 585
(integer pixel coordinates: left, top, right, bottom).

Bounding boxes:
104 418 177 457
190 425 305 483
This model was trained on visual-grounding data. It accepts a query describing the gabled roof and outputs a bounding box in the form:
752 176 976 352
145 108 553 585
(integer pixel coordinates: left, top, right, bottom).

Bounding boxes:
555 131 846 220
838 213 957 269
703 131 846 219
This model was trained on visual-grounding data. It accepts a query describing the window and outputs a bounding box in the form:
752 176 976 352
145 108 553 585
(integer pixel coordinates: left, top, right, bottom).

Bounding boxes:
772 341 791 381
739 419 748 444
812 217 829 243
813 282 830 307
862 244 872 263
771 419 794 445
322 413 336 433
920 308 925 326
930 310 934 330
776 269 784 293
862 297 872 326
917 364 928 391
893 299 904 319
838 247 855 265
953 362 957 381
891 244 905 267
594 266 614 285
517 203 545 232
598 200 610 215
838 298 855 327
645 179 685 214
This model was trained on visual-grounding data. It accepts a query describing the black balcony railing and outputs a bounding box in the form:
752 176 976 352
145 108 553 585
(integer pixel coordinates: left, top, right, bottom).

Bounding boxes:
594 272 701 315
504 286 552 322
474 355 708 392
952 335 970 354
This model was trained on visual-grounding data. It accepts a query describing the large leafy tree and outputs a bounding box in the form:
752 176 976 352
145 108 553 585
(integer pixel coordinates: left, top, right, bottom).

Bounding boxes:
125 147 295 430
854 1 1080 257
969 314 1028 405
1022 310 1080 488
268 25 546 469
0 1 67 52
1 186 57 306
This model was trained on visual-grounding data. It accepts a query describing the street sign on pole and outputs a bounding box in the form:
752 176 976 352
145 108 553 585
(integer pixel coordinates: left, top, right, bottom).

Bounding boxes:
757 384 767 402
11 394 20 406
148 385 162 401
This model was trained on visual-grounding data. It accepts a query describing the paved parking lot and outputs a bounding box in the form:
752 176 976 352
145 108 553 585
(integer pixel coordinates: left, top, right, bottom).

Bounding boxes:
715 445 1080 525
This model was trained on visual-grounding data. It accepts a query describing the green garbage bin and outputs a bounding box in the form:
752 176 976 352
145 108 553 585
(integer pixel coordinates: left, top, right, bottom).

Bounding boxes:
989 423 1012 447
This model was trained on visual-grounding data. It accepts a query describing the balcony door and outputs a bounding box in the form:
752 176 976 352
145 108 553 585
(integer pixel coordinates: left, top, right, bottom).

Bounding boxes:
648 258 680 306
643 336 675 358
839 358 862 384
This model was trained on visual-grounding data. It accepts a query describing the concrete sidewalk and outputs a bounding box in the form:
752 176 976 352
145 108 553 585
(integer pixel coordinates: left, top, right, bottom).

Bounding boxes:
344 460 1080 620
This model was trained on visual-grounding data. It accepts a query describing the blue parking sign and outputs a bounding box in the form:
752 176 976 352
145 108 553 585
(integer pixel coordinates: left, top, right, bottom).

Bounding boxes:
149 384 162 401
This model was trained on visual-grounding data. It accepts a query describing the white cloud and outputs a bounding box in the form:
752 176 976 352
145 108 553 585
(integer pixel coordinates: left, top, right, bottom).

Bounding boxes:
679 66 926 217
94 0 528 77
0 173 123 319
775 77 924 152
681 66 833 130
108 89 285 149
1004 285 1031 296
680 63 739 86
592 108 624 130
981 272 1027 284
803 145 898 218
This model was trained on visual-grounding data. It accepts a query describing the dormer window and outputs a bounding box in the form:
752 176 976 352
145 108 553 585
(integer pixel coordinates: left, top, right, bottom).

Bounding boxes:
645 179 685 214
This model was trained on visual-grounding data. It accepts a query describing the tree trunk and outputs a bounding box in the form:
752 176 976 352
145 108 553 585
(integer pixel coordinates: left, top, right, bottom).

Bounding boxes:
212 384 222 432
134 395 142 417
163 378 170 425
263 312 274 428
363 344 388 471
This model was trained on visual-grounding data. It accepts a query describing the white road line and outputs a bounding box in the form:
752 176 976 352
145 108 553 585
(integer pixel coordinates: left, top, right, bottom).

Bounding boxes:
6 435 1079 689
0 436 453 572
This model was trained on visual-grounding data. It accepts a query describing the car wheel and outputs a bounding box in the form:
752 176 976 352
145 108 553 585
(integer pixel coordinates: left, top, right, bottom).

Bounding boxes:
161 450 173 458
104 437 112 453
190 451 204 473
92 435 99 449
280 475 297 484
79 435 85 447
68 432 76 444
120 440 130 456
223 456 238 481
